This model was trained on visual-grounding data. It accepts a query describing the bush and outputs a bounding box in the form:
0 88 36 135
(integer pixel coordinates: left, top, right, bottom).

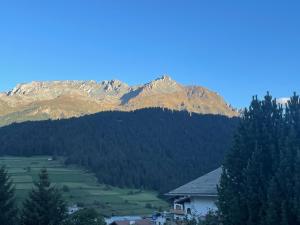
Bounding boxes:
62 185 70 192
76 202 85 207
145 203 152 209
65 208 105 225
93 200 101 206
200 211 220 225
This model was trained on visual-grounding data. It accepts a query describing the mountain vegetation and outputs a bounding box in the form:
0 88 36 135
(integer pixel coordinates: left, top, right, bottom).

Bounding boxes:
21 168 67 225
0 108 238 192
65 208 105 225
218 93 300 225
0 167 105 225
0 166 18 225
0 156 168 216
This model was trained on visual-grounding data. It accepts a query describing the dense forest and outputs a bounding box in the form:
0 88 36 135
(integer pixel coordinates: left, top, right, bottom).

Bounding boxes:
0 108 238 192
218 93 300 225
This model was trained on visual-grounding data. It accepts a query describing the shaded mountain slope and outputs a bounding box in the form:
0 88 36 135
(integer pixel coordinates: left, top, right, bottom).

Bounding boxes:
0 108 238 192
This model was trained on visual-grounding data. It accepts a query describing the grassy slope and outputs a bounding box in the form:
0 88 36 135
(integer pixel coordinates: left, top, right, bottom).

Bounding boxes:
0 156 168 216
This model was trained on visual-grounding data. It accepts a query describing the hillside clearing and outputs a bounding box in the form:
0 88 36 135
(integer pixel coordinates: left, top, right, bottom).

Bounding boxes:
0 156 168 216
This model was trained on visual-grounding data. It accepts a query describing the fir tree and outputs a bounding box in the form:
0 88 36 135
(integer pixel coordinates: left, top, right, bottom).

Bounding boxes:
266 177 281 225
218 93 284 225
21 168 67 225
294 149 300 223
0 165 18 225
280 93 300 225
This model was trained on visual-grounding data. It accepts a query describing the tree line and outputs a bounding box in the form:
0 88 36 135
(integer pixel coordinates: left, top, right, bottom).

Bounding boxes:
0 108 238 192
0 166 105 225
218 93 300 225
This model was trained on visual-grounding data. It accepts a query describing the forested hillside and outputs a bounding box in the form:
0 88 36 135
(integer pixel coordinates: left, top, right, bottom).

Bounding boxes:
0 108 238 192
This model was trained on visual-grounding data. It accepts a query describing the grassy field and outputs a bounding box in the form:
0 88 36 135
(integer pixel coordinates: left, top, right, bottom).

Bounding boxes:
0 156 169 216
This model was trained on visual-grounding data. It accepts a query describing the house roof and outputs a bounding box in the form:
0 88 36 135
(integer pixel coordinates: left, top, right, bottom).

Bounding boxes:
166 167 222 197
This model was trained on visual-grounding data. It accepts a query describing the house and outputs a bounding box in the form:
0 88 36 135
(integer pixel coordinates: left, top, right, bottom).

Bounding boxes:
109 219 153 225
105 216 142 225
67 205 80 214
151 212 172 225
165 167 222 220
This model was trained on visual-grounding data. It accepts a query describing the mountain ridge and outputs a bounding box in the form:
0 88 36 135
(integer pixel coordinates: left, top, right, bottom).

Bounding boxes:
0 75 238 126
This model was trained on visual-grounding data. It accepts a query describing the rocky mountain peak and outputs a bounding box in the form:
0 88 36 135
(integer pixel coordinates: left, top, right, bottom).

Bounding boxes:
101 79 129 92
151 75 176 84
157 75 172 81
141 75 182 94
6 80 130 98
8 81 41 96
0 75 238 126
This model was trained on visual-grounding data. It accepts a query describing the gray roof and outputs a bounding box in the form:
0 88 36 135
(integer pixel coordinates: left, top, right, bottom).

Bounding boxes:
166 167 222 197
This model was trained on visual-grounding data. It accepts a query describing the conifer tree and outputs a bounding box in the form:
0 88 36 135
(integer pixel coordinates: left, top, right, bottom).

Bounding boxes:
218 101 256 225
0 165 18 225
21 168 67 225
294 149 300 223
218 93 284 225
266 177 281 225
279 93 300 225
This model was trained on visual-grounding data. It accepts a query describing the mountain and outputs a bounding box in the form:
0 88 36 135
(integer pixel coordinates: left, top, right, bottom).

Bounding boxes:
0 108 239 192
0 76 237 126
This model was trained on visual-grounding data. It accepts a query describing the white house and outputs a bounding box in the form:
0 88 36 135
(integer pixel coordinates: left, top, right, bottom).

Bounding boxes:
165 167 221 220
67 205 80 215
151 211 173 225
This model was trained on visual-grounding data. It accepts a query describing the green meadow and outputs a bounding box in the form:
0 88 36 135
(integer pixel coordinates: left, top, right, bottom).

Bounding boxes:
0 156 168 216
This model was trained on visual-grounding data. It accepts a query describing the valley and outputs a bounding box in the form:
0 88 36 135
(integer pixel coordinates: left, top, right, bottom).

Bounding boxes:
0 156 168 217
1 1 296 224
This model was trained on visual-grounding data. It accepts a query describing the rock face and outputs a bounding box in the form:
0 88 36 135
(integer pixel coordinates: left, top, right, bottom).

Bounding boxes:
0 75 238 126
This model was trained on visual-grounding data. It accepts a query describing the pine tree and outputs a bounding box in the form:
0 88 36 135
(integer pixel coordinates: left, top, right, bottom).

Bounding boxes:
266 177 281 225
280 93 300 225
0 165 18 225
294 149 300 223
21 168 67 225
218 97 260 225
218 93 284 225
244 145 265 225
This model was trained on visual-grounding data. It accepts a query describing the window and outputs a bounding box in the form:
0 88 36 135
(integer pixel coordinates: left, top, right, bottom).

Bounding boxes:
187 208 191 215
175 204 182 210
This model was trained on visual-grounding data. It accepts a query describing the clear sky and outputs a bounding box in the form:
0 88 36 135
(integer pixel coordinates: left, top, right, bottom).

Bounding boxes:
0 0 299 108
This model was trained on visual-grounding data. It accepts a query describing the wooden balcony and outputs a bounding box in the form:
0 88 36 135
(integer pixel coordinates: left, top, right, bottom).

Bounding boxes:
170 209 185 215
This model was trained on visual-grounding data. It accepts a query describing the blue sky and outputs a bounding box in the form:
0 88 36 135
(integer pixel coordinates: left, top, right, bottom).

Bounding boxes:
0 0 299 108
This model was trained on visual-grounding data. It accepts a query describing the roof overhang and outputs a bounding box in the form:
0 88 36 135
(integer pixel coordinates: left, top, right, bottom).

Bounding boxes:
165 193 218 197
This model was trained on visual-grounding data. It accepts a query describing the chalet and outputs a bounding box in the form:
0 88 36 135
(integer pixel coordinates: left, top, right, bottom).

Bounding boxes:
165 167 221 220
109 219 153 225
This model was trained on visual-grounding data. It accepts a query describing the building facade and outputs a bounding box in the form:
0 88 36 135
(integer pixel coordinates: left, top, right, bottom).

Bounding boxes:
166 168 221 220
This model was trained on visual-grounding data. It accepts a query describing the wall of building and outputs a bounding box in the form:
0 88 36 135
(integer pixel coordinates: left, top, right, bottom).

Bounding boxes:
184 196 217 218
